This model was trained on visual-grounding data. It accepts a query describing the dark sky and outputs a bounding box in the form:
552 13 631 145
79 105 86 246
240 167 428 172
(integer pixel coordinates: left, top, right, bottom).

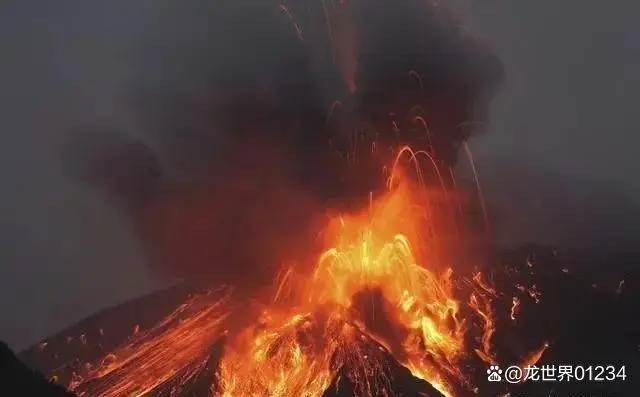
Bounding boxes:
1 1 639 349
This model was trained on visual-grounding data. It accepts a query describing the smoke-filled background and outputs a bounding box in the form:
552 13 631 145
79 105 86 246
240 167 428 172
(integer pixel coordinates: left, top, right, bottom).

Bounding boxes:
1 0 639 350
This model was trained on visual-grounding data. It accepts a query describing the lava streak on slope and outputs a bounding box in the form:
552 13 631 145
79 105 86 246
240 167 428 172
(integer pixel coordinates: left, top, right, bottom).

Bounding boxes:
71 288 233 397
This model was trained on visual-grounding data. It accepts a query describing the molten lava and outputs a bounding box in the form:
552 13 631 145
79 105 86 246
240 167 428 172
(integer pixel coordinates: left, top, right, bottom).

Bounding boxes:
219 165 467 397
66 147 527 397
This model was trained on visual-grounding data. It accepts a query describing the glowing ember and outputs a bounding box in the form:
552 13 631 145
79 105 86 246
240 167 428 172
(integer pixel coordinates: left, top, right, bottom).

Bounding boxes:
521 342 550 369
510 297 520 321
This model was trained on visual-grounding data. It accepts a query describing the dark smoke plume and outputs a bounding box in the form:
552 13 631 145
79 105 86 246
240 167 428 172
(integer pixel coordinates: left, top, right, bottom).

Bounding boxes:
65 0 503 285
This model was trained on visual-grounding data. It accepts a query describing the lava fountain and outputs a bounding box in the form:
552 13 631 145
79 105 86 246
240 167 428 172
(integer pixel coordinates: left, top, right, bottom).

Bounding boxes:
219 151 467 397
67 146 526 397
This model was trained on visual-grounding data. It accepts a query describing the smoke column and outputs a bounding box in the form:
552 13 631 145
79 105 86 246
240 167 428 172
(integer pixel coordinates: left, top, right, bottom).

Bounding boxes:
65 0 503 285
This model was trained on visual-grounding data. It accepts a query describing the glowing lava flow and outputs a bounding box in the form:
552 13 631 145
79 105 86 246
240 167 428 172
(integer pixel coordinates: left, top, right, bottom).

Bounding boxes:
219 180 466 396
71 289 232 397
218 149 484 397
73 148 502 397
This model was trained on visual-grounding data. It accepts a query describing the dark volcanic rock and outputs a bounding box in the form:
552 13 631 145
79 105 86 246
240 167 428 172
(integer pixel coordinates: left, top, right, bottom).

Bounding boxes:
323 361 446 397
0 340 76 396
18 283 197 387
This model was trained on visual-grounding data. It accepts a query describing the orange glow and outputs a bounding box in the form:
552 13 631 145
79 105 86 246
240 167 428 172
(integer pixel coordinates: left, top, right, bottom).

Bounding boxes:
71 147 521 397
521 342 550 368
219 158 467 396
71 289 232 396
510 296 521 321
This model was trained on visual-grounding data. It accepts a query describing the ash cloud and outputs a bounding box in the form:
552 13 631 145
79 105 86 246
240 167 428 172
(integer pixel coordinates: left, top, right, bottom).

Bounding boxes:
477 156 640 256
65 0 503 284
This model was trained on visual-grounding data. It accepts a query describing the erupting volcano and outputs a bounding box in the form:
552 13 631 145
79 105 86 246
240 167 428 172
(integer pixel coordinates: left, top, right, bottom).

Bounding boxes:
7 1 637 397
53 150 549 397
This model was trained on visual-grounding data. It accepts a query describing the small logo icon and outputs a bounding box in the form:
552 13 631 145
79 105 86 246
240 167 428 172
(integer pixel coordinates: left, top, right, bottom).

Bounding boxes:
487 365 503 382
